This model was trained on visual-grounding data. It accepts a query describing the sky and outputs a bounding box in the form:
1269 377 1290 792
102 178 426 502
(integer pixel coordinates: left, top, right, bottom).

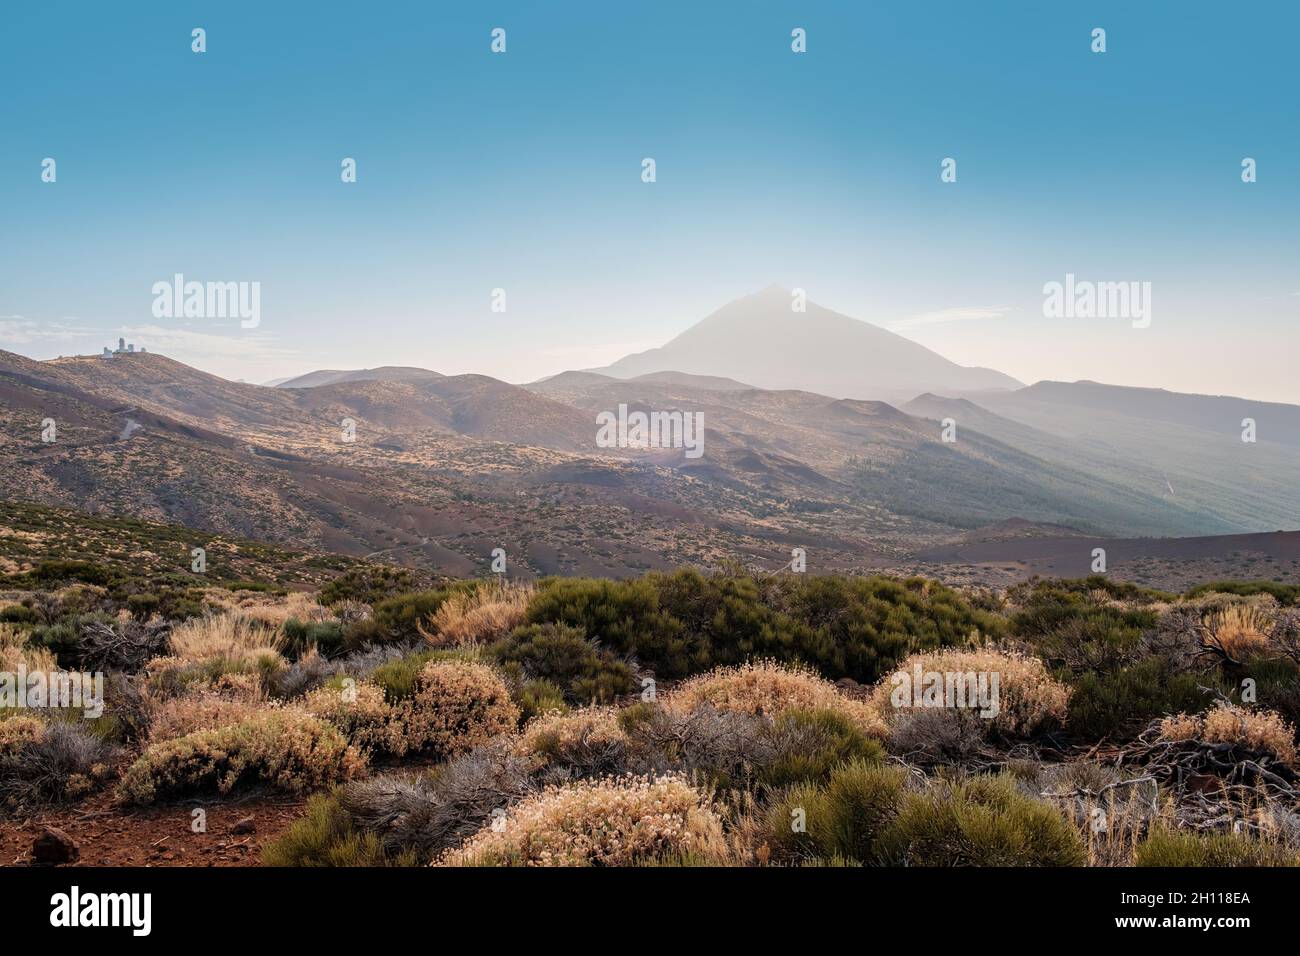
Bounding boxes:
2 2 1298 400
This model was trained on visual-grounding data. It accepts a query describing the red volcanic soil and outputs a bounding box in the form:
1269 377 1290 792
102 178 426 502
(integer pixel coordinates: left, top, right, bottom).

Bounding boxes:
1 793 307 868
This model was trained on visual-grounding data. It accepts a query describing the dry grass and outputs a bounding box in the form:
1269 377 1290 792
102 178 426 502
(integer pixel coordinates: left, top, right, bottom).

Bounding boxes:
0 624 56 672
203 590 331 627
168 612 282 664
1203 604 1272 661
1160 701 1298 766
664 660 887 738
420 583 532 647
436 774 729 866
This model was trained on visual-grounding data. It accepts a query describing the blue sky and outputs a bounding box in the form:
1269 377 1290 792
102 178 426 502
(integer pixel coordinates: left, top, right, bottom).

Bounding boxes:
2 1 1297 400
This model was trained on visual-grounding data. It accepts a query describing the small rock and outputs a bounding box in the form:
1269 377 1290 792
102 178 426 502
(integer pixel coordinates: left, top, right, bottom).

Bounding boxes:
31 826 79 866
229 815 256 835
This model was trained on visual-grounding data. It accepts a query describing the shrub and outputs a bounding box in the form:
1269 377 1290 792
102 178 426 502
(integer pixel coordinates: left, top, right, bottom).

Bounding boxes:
764 760 907 864
1134 827 1300 867
340 744 536 861
0 718 116 814
268 648 340 700
490 622 637 705
367 586 470 645
367 650 437 702
401 661 520 759
262 791 415 867
1186 581 1300 606
75 616 171 672
118 709 364 804
875 774 1085 867
304 680 398 756
868 648 1070 739
1067 659 1223 741
524 572 1001 685
760 574 1006 683
515 679 567 723
664 661 886 738
1010 581 1160 676
515 708 629 778
283 618 346 659
629 703 775 785
318 566 417 607
760 708 885 788
148 695 268 743
525 577 688 674
437 774 728 866
1158 702 1297 766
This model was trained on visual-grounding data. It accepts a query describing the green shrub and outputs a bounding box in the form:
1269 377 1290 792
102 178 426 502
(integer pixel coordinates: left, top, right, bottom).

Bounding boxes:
525 571 1000 684
490 622 637 705
0 605 36 625
875 774 1085 867
262 791 416 866
283 618 346 658
525 577 688 675
515 679 567 723
319 567 418 607
1010 582 1159 675
27 559 120 588
765 760 907 863
760 708 885 788
1068 659 1226 741
1135 827 1300 867
368 650 437 702
343 584 478 648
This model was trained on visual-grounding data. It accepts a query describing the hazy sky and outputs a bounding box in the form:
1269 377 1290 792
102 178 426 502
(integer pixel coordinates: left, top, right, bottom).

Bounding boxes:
2 2 1297 400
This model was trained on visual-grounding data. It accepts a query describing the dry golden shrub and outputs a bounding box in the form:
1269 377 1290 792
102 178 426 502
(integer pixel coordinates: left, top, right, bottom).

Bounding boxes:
515 707 627 758
868 647 1070 737
0 715 46 754
664 660 887 738
421 583 532 647
303 680 399 756
118 708 365 804
401 661 520 758
436 774 728 866
1160 701 1297 766
148 694 270 743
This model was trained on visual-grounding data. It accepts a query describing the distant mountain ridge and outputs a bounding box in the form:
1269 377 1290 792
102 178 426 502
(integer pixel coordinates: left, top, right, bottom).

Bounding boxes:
276 367 445 389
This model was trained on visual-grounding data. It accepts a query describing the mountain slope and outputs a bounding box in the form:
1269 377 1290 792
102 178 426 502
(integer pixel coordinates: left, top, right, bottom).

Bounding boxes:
593 286 1021 402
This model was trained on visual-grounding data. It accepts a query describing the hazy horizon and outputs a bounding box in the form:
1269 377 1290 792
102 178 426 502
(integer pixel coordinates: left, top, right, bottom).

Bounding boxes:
3 2 1298 401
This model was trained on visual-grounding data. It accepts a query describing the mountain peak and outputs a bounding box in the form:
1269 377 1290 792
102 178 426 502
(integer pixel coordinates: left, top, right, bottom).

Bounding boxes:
592 289 1022 403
